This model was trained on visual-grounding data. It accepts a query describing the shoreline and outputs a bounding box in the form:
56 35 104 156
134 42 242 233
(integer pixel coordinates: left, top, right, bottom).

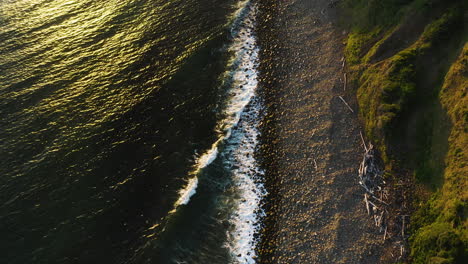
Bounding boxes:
255 0 393 262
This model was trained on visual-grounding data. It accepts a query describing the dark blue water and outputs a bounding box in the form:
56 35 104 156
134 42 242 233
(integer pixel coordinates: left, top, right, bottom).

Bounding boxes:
0 0 265 263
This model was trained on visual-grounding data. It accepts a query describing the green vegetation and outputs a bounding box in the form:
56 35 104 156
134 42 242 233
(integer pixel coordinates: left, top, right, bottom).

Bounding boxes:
340 0 414 29
345 29 382 65
340 0 467 262
357 46 418 154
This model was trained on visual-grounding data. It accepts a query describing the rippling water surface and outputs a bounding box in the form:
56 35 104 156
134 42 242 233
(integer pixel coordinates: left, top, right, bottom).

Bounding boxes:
0 0 266 263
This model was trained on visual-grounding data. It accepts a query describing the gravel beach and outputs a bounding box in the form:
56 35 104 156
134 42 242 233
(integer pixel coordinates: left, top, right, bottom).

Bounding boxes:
255 0 389 263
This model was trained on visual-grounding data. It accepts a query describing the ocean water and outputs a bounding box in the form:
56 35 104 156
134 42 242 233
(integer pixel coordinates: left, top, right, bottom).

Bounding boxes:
0 0 266 263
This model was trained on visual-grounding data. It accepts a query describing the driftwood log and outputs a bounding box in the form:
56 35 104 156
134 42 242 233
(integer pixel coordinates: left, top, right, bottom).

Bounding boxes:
358 135 389 239
358 133 410 260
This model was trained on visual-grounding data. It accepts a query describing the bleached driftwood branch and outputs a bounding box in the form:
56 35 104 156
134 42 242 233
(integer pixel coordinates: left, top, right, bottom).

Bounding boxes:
343 73 347 91
338 96 354 113
360 131 368 152
358 141 391 236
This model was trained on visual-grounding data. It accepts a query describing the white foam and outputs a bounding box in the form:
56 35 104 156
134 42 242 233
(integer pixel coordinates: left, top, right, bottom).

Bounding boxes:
172 0 260 212
174 176 199 207
195 142 220 171
174 4 267 264
221 3 267 263
224 98 266 264
172 4 266 261
173 141 219 208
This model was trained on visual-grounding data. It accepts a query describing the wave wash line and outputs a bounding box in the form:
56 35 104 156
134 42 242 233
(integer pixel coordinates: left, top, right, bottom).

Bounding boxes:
168 1 266 262
222 3 266 264
172 0 260 211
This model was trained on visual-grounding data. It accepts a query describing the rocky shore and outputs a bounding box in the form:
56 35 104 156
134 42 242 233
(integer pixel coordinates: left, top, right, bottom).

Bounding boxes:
254 0 395 263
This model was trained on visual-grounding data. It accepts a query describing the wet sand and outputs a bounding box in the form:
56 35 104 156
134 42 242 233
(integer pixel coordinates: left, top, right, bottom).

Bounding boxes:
256 0 387 263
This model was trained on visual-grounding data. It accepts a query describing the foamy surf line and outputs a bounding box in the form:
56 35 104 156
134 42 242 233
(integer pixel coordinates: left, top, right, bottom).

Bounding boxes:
221 3 266 263
223 96 266 264
173 1 265 262
173 0 259 210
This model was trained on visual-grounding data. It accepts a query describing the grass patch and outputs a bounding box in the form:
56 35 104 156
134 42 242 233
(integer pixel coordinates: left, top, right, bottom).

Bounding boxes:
410 222 465 264
340 0 414 29
340 0 467 262
345 29 382 65
355 46 418 160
